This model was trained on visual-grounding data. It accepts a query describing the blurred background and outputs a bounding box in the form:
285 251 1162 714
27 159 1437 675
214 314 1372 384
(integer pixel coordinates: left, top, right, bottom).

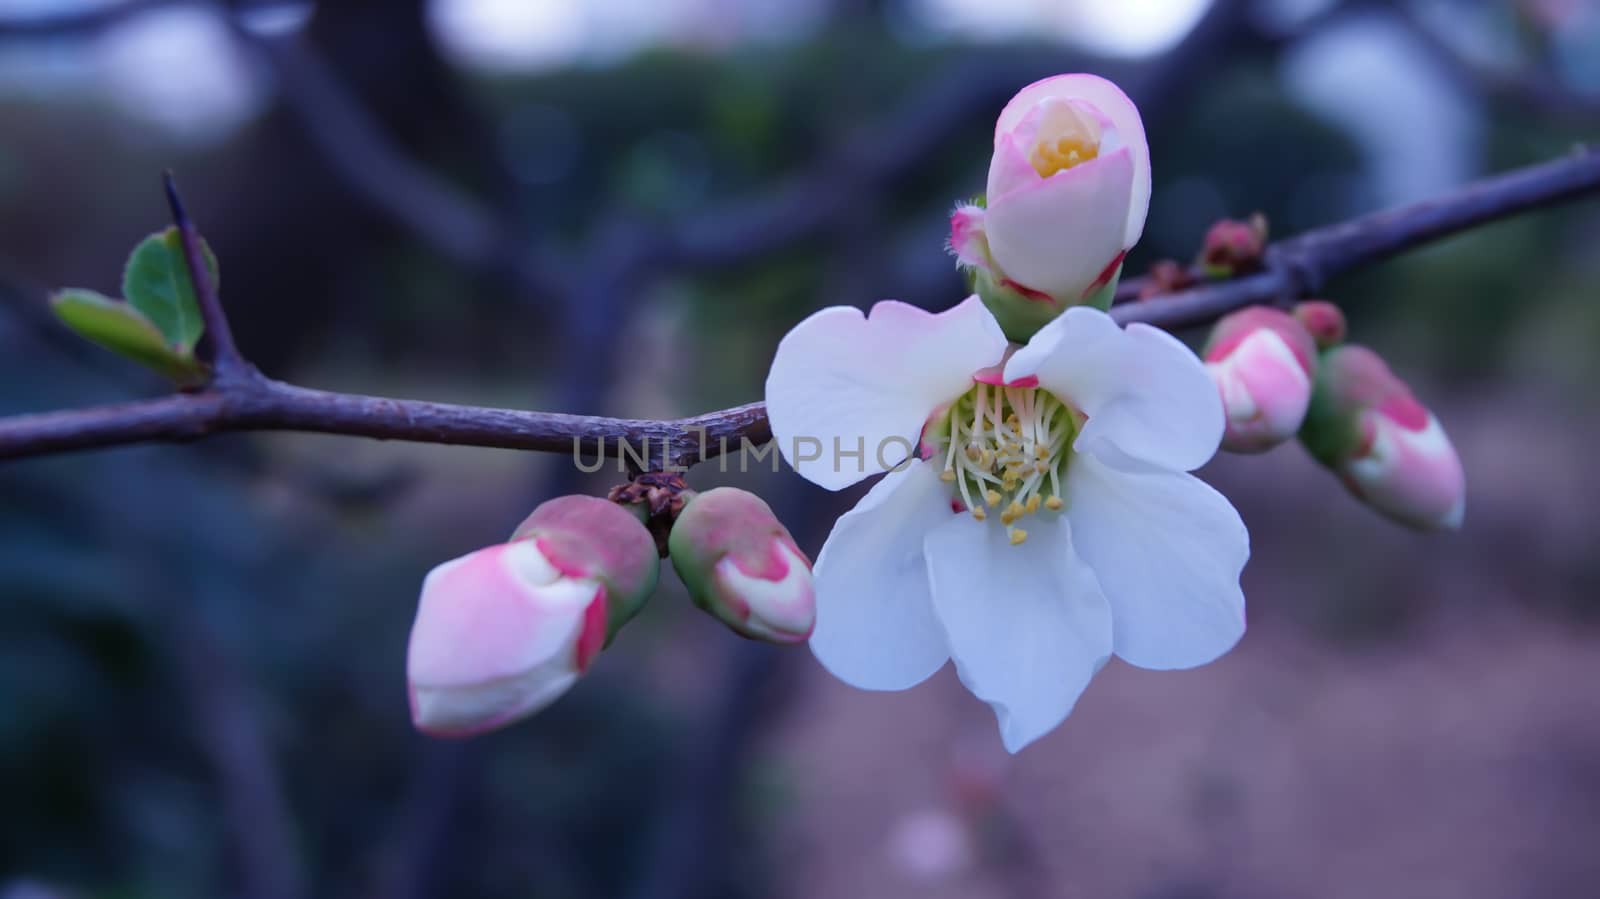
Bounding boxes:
2 0 1598 897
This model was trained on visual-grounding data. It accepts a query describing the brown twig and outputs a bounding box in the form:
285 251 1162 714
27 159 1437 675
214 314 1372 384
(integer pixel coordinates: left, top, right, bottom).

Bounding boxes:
2 148 1596 467
0 379 770 468
1112 146 1600 328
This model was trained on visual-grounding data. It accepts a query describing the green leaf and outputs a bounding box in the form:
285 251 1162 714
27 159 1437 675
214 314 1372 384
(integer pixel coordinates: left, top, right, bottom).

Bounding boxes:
50 289 207 384
121 226 218 353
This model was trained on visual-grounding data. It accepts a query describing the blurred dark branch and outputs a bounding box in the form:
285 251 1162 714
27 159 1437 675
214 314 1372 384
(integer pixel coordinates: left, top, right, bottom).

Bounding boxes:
238 0 1258 302
2 148 1597 466
626 642 782 899
0 0 1252 332
168 611 307 899
1379 0 1600 125
0 0 176 38
654 0 1258 273
363 219 657 899
229 27 566 302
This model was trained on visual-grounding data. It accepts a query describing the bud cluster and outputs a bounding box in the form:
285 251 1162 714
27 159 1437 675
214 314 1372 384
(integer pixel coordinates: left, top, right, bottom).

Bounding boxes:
405 485 816 737
1203 299 1464 531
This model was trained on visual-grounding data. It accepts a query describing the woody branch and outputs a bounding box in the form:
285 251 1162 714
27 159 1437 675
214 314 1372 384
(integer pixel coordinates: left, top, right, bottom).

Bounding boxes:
0 147 1596 468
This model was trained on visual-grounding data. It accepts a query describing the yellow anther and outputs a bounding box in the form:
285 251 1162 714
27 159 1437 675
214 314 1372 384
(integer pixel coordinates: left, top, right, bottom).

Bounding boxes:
1028 100 1104 178
1025 495 1041 514
939 469 956 482
984 489 1002 507
1030 135 1101 179
1006 500 1025 519
1045 495 1065 511
1035 444 1051 460
964 444 982 462
972 506 987 521
1009 528 1029 546
980 449 995 468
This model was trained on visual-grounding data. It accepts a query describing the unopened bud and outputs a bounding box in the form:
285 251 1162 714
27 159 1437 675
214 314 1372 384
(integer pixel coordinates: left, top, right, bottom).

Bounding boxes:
948 73 1149 342
1292 300 1347 350
1203 306 1317 453
510 495 663 636
1136 259 1197 299
1299 345 1465 531
406 496 659 736
1199 213 1267 278
668 487 815 643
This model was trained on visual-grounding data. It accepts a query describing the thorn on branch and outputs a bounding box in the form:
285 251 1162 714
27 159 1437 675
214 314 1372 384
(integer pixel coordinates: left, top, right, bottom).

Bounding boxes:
163 171 246 379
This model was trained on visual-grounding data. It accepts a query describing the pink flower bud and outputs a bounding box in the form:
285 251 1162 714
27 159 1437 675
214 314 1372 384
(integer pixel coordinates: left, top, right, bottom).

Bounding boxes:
1292 300 1347 350
1203 306 1318 453
668 487 815 643
948 74 1149 336
1198 214 1268 277
407 496 659 736
510 495 663 637
1300 346 1465 531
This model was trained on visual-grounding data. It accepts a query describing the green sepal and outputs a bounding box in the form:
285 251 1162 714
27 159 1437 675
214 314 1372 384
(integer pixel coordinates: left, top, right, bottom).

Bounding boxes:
974 264 1121 344
1080 266 1120 312
510 495 660 644
122 226 218 353
1296 348 1360 468
50 289 208 385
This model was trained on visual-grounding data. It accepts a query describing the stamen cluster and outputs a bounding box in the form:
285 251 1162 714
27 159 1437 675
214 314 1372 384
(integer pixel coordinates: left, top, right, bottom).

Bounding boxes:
1031 135 1099 178
931 382 1079 546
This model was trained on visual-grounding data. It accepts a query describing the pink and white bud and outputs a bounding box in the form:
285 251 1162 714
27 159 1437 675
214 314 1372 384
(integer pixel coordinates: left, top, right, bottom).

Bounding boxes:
1300 345 1465 531
668 487 815 644
1203 306 1318 453
406 540 607 736
949 74 1149 337
407 496 659 736
1344 403 1465 531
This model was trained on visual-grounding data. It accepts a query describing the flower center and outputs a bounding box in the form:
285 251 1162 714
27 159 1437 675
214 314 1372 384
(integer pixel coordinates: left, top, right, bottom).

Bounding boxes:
1029 101 1102 179
926 381 1082 546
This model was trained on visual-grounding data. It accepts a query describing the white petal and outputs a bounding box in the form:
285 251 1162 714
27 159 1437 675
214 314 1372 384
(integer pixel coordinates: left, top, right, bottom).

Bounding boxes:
766 296 1007 490
810 461 953 690
983 132 1043 205
983 147 1134 302
1005 307 1223 472
993 73 1151 247
924 512 1112 753
1066 454 1248 670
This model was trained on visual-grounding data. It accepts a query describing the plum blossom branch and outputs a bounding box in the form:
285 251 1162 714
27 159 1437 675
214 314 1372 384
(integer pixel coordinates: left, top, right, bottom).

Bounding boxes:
1 150 1596 469
1109 146 1600 328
